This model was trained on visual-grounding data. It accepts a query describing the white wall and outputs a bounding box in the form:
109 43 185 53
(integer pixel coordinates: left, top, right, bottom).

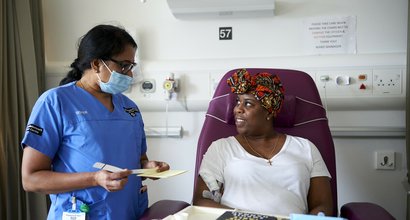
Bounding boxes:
42 0 408 219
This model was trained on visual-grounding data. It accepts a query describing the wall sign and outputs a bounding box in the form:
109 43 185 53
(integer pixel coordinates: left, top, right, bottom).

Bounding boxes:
219 27 232 40
303 16 357 55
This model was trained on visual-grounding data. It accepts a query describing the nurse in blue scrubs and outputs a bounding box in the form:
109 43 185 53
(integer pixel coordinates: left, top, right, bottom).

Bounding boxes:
20 24 169 220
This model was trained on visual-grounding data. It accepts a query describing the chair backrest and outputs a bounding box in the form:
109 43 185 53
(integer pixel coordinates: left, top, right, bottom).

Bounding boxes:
195 68 338 216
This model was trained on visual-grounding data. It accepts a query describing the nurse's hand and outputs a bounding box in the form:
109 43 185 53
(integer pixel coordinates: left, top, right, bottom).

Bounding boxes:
94 169 132 192
143 161 170 172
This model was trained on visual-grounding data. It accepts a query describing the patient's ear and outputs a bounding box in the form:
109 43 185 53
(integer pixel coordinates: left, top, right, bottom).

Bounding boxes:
266 112 274 121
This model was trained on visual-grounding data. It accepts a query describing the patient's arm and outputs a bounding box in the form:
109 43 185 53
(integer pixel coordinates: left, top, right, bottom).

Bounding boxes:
192 175 231 209
307 176 333 216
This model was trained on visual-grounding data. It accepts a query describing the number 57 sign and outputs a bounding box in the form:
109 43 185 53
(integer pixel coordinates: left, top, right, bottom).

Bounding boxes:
219 27 232 40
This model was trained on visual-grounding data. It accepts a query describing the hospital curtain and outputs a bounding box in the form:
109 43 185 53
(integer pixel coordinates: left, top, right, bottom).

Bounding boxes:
0 0 47 219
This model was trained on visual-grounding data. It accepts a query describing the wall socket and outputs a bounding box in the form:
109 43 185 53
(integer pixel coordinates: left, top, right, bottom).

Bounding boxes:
373 69 402 95
375 151 395 170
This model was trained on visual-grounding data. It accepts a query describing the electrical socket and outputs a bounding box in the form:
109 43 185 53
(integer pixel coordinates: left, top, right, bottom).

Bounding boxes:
373 69 402 95
375 151 395 170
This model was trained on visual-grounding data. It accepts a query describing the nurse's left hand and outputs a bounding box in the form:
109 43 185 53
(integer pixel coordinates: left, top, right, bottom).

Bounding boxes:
143 161 170 172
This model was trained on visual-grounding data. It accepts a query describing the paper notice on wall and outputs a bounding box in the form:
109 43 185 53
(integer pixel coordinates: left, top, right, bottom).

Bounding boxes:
303 16 357 55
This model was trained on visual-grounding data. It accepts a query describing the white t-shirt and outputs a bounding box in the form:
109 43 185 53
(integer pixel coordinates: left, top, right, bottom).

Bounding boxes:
199 135 331 216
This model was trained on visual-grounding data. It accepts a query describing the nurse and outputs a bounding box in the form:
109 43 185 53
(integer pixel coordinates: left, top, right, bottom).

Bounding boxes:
21 24 169 220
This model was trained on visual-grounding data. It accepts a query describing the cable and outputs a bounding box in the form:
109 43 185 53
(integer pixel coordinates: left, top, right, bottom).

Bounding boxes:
323 81 328 115
319 75 329 117
165 99 169 137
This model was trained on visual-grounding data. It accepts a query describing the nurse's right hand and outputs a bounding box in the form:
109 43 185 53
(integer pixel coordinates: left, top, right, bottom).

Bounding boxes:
94 169 132 192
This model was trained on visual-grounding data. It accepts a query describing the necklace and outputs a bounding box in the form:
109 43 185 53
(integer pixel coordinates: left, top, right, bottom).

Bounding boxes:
243 134 280 165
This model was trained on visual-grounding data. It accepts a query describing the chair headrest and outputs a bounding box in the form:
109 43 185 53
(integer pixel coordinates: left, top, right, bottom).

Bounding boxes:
206 93 296 128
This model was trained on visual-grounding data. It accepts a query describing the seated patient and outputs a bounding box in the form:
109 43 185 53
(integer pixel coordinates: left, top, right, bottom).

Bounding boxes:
193 69 333 217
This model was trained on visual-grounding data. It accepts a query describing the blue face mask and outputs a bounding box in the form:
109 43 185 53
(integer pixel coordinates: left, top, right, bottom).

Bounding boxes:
98 60 133 94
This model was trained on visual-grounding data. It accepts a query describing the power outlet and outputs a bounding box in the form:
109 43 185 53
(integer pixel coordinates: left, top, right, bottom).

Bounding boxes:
375 151 395 170
373 69 402 95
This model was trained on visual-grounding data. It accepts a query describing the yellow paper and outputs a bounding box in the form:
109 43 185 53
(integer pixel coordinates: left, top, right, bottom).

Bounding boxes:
138 170 187 179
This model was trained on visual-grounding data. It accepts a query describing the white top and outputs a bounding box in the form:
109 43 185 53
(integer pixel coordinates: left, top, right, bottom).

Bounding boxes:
199 135 331 216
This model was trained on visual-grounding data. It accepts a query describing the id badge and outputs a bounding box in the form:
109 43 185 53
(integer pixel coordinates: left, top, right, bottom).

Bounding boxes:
62 211 86 220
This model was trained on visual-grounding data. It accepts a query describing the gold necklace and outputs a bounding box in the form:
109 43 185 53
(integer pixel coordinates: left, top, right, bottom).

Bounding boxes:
243 134 280 165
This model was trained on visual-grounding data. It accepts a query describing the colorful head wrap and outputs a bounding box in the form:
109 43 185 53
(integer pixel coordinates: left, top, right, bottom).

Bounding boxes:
227 69 285 116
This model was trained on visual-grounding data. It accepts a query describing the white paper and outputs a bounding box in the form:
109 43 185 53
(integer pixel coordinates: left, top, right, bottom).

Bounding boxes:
303 16 357 55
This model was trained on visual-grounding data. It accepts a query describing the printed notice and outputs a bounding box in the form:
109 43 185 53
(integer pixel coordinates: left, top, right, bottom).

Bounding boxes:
303 16 356 55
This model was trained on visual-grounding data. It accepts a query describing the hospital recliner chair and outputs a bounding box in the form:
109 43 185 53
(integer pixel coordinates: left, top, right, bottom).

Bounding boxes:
141 68 395 220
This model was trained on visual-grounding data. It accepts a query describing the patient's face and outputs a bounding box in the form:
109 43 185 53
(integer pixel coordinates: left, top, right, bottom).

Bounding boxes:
234 93 270 135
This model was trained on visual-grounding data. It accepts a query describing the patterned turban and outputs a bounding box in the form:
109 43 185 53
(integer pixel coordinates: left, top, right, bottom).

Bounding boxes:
227 69 285 116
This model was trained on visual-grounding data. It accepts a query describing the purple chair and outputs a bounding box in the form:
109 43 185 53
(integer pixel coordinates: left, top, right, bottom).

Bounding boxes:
141 68 395 220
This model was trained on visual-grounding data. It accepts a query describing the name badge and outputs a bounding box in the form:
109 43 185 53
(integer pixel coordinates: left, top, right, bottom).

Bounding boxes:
62 211 86 220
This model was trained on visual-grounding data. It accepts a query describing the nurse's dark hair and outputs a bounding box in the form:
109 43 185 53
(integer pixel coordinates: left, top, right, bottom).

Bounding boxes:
59 24 137 85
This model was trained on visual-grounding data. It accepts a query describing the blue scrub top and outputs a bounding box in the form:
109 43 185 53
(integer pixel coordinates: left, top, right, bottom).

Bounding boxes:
21 82 148 220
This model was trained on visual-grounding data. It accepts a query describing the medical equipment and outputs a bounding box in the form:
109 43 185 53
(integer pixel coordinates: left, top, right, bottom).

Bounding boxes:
163 73 178 100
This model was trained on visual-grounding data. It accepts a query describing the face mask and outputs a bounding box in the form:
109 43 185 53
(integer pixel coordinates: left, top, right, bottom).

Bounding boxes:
98 60 133 94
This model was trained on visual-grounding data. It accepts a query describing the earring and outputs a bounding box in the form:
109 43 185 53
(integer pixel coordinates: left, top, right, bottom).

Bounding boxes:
266 117 270 121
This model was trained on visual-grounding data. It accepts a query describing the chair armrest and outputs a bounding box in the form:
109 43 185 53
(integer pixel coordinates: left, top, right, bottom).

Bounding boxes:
340 202 395 220
140 200 190 220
